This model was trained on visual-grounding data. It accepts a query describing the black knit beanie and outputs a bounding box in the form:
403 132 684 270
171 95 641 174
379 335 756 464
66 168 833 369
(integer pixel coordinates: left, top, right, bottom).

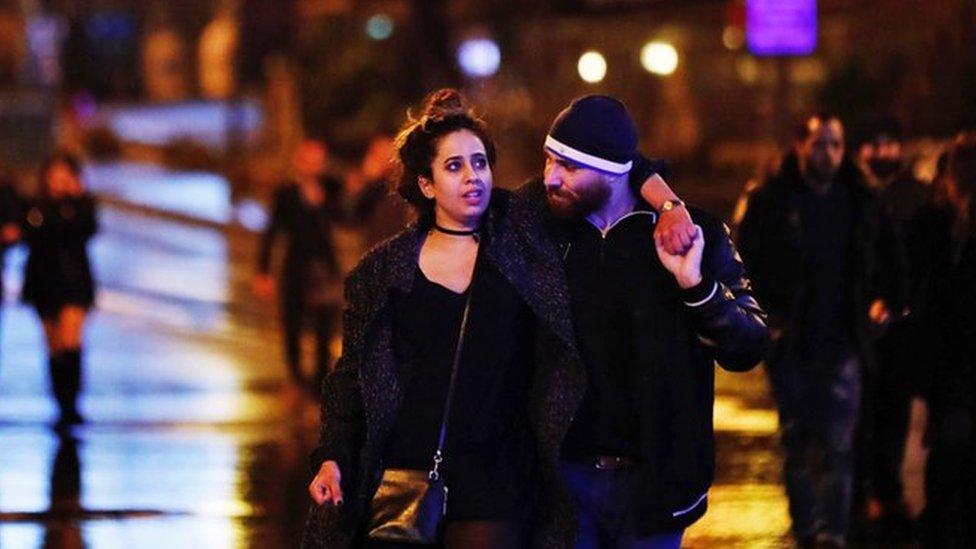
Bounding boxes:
545 95 638 175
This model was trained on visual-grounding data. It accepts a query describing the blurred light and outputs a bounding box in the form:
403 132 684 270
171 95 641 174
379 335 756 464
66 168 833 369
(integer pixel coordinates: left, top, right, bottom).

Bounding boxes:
747 0 817 56
25 15 64 87
640 41 679 76
736 56 760 84
365 14 394 41
457 38 501 78
235 198 268 232
789 58 827 84
723 26 745 50
577 51 607 83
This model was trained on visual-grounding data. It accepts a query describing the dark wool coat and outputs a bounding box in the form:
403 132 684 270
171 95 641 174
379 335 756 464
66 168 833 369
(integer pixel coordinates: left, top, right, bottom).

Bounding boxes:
300 189 585 548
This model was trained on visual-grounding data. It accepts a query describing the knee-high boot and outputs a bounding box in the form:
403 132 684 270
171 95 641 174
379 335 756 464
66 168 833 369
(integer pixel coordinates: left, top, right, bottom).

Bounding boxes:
50 349 84 426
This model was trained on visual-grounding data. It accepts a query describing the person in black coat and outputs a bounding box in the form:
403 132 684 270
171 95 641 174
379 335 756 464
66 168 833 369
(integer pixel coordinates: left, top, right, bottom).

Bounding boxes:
513 95 768 548
303 89 578 548
253 139 343 395
343 134 413 253
858 124 932 533
22 152 98 428
912 132 976 548
737 116 904 546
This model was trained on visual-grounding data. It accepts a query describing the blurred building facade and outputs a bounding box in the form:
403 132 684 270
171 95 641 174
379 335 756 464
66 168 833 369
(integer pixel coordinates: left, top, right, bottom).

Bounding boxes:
1 0 974 183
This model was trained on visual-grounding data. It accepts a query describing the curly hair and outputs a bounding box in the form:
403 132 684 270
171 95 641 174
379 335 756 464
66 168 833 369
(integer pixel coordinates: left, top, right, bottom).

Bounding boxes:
393 88 496 222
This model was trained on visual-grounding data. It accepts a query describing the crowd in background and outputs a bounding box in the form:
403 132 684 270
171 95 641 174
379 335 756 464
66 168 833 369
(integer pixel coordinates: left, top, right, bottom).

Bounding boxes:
734 117 976 548
250 135 411 403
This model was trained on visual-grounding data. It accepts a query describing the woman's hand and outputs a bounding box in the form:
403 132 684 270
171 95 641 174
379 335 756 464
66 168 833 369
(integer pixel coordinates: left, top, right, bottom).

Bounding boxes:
308 460 344 506
641 174 695 255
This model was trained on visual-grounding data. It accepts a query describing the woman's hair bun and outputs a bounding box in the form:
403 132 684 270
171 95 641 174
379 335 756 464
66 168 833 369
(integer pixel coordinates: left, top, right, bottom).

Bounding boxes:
421 88 469 122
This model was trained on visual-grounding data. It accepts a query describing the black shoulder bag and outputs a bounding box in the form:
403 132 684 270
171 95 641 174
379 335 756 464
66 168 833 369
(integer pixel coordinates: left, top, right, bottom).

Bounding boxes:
367 285 475 543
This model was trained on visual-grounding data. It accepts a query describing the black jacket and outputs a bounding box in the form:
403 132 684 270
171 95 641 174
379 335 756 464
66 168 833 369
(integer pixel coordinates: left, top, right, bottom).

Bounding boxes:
909 204 976 410
737 154 905 369
21 194 98 312
513 178 769 540
257 179 342 284
301 189 582 548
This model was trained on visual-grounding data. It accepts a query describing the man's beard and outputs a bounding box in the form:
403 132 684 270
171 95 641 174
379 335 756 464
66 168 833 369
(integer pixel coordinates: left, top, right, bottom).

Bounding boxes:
804 161 839 187
546 183 611 220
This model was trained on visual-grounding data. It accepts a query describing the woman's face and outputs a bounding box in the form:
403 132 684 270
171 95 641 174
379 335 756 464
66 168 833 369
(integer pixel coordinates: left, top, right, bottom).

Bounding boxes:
419 129 492 229
45 162 81 198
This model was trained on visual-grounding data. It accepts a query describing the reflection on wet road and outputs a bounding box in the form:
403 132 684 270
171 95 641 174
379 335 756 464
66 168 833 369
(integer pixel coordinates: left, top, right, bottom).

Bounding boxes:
1 196 793 547
0 198 314 548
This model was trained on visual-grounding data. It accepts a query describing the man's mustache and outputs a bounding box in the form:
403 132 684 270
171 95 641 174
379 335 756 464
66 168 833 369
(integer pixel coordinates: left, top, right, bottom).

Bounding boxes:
546 188 577 200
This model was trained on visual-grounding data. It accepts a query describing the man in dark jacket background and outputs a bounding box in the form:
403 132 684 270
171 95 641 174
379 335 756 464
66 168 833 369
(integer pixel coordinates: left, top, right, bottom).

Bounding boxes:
517 95 770 548
857 122 931 533
737 115 903 547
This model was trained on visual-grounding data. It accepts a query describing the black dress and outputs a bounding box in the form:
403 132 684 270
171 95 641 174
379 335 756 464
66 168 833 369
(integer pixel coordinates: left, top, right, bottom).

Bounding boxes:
382 257 537 524
21 194 98 319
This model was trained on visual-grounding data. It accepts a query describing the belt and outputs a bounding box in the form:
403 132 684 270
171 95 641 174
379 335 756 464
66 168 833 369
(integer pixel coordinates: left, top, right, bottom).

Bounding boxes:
591 455 640 470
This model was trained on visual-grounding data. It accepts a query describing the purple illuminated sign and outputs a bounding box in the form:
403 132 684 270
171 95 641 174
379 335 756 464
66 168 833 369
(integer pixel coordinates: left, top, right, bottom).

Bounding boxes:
747 0 817 56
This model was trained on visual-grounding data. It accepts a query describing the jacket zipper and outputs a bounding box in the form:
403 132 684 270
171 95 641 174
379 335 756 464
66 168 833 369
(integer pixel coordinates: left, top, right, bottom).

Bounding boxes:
588 210 657 264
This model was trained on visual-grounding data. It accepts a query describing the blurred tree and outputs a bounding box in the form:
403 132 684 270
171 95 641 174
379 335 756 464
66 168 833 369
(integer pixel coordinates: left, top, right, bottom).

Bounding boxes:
296 1 463 156
239 0 297 86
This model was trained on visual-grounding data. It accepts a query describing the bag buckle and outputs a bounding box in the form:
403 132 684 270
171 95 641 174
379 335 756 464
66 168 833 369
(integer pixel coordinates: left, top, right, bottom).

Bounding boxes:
428 450 443 481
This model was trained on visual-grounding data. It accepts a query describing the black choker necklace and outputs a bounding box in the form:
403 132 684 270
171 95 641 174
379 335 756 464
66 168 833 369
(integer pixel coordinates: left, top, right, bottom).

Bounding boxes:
433 223 480 241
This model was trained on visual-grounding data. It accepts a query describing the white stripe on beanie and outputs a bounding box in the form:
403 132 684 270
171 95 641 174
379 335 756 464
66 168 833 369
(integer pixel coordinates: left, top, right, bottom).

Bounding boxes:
544 135 633 175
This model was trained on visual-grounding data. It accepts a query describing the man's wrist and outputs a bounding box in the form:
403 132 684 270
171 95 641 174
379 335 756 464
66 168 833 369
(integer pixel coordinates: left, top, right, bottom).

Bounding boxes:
680 277 717 305
659 198 685 214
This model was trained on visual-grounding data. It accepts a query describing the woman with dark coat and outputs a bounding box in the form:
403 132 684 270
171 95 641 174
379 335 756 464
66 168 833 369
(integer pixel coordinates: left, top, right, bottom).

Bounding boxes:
22 152 98 428
302 89 581 548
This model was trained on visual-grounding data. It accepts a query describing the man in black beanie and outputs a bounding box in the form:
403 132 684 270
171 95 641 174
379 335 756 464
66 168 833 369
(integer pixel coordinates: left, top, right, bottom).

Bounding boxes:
515 95 769 548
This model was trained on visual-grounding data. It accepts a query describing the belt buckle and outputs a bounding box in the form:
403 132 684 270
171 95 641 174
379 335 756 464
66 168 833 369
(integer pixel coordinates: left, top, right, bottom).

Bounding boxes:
594 456 625 470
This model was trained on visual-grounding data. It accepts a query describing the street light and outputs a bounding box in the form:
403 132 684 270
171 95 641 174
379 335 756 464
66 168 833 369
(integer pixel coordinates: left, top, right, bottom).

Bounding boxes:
640 41 679 76
578 51 607 83
365 14 394 41
457 38 501 78
723 26 746 51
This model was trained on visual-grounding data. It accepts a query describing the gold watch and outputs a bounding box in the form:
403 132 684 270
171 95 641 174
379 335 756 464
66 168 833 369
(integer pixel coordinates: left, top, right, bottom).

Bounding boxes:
660 199 684 213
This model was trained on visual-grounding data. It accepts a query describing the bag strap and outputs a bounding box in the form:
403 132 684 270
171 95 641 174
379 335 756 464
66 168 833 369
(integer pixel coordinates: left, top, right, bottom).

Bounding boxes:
428 270 476 481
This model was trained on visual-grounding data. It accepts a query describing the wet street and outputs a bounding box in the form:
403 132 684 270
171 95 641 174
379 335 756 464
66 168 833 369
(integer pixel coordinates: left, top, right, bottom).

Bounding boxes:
0 165 793 548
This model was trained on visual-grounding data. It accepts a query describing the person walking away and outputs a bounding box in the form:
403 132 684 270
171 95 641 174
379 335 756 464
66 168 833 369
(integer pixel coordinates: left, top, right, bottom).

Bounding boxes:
253 139 343 398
